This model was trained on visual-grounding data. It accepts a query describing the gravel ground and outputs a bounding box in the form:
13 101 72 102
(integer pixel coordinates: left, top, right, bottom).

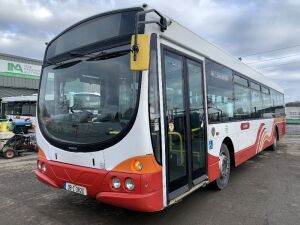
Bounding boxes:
0 124 299 225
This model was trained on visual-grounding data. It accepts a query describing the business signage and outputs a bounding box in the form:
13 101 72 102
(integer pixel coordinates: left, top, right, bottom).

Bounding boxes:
0 60 41 80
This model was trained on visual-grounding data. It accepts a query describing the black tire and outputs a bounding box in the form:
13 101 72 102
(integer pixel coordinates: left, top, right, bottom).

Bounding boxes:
270 130 278 151
211 143 231 190
4 149 16 159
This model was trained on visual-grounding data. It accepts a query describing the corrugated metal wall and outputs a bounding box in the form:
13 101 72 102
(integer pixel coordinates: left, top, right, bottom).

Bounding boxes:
0 76 39 89
0 87 37 98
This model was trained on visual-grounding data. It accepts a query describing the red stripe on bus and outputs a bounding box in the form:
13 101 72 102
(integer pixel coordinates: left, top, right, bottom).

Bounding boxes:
208 153 220 182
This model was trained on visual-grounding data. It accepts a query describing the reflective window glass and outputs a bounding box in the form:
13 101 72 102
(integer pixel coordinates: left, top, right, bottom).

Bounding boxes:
206 60 234 123
234 84 251 119
251 89 262 118
234 74 248 86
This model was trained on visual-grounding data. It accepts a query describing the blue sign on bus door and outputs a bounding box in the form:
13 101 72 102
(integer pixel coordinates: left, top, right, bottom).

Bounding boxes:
208 140 214 150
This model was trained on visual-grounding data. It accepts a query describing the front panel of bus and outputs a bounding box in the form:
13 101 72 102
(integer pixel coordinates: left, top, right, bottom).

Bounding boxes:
35 8 163 212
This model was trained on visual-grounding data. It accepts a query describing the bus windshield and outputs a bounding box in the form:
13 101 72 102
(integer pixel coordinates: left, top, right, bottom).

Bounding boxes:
38 45 141 146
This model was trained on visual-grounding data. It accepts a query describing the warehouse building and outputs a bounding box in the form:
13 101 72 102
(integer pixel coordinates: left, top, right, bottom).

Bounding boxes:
0 52 42 98
286 101 300 124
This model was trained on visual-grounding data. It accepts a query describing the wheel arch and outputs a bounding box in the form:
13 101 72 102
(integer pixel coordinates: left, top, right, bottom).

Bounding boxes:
222 137 235 167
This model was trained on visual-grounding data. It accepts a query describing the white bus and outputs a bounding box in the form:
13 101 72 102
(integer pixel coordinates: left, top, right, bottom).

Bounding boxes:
35 5 286 212
1 94 37 125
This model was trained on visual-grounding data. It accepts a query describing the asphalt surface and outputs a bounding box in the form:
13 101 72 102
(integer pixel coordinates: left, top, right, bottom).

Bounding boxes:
0 124 299 225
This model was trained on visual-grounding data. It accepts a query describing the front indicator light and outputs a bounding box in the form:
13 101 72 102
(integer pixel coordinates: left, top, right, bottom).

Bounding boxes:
125 178 135 191
112 177 121 189
134 160 143 171
41 163 46 173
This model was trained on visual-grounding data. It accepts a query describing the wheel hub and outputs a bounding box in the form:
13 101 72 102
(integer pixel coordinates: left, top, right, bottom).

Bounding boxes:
219 153 229 178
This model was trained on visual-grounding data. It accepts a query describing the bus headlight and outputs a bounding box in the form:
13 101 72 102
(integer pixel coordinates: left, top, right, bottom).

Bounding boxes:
37 160 42 170
112 177 121 189
125 178 135 191
41 163 47 173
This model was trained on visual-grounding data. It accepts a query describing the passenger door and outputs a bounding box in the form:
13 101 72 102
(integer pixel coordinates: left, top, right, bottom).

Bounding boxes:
162 48 207 200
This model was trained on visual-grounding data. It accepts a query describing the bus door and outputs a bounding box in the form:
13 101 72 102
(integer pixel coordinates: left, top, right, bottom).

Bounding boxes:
162 47 207 200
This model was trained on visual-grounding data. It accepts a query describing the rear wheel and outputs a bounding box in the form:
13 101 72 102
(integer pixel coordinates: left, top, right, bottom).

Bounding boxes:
270 130 278 151
4 149 16 159
211 144 231 190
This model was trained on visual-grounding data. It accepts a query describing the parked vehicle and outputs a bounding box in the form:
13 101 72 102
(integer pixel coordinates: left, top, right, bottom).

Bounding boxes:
35 5 285 212
0 120 37 159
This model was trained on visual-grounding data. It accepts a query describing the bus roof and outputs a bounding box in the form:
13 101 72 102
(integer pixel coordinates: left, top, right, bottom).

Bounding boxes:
153 11 284 93
1 94 37 103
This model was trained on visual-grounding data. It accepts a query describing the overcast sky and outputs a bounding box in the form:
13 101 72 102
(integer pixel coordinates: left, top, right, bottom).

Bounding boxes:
0 0 299 102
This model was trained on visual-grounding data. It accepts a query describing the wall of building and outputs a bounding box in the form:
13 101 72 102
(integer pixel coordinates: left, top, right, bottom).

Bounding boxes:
286 107 300 118
0 52 42 98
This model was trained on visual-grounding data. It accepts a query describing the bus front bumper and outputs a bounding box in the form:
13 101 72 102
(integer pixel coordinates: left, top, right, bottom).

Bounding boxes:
35 159 163 212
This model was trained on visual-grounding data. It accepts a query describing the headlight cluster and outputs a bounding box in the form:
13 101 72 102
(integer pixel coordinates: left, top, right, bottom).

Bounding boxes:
111 177 135 191
37 160 47 173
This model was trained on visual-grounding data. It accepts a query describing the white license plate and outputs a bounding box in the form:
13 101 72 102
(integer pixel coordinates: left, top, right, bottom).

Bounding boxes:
64 182 87 195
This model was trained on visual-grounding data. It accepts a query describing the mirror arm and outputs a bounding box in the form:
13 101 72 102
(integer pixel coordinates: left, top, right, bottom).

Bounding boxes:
132 9 168 61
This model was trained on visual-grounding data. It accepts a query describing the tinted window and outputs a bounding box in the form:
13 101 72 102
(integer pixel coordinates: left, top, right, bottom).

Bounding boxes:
165 53 184 112
250 82 260 91
7 103 14 115
274 91 285 116
46 10 140 59
262 93 272 118
234 74 248 86
1 103 6 118
206 60 234 123
14 103 22 115
234 84 251 119
30 102 36 116
149 36 161 164
163 50 188 187
251 89 262 118
261 86 269 94
22 103 31 116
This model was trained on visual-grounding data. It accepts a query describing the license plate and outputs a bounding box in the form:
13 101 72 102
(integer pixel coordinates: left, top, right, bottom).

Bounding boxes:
64 182 87 195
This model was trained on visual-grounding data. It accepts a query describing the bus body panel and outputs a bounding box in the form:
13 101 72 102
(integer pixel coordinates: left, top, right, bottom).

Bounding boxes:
207 117 286 173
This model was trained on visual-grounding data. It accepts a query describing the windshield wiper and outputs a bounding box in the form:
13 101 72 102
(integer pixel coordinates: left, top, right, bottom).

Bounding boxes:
53 60 82 70
69 51 89 57
87 49 130 61
45 49 129 67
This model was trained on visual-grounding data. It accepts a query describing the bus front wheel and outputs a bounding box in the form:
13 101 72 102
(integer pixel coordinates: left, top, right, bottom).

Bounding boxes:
270 130 278 151
211 144 231 190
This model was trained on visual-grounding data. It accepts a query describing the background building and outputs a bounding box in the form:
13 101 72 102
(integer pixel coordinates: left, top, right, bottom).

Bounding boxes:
286 101 300 124
0 52 42 98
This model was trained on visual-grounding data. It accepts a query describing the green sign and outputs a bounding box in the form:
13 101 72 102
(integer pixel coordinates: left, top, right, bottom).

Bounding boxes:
0 60 41 80
8 63 23 73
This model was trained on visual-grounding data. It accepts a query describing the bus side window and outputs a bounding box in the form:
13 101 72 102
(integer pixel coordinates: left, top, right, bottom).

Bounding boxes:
205 60 234 123
22 102 32 116
31 102 37 116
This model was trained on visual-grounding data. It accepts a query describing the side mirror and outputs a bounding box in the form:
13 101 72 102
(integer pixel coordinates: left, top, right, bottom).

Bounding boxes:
130 34 150 71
